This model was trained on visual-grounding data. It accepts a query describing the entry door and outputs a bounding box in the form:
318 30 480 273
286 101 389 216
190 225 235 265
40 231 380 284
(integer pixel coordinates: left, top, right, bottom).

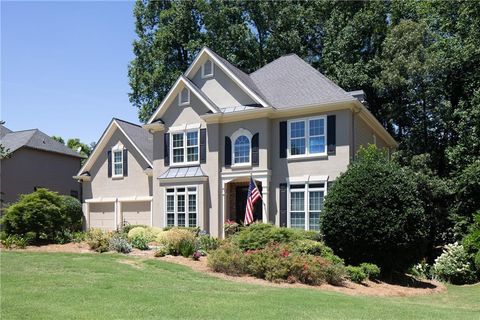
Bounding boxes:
235 185 262 224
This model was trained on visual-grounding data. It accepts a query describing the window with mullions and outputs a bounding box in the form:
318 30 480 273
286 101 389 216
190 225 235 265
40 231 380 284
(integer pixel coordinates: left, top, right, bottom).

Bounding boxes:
288 117 326 157
289 183 325 231
171 130 199 165
234 135 250 164
165 187 197 227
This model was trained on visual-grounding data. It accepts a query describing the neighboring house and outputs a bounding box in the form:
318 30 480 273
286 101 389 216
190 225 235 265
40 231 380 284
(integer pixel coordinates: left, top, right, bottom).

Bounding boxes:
0 124 83 205
76 47 397 237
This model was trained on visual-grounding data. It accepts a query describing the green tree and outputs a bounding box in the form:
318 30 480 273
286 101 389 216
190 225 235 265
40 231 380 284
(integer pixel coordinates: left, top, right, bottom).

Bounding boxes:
321 145 428 272
66 138 92 158
51 135 65 144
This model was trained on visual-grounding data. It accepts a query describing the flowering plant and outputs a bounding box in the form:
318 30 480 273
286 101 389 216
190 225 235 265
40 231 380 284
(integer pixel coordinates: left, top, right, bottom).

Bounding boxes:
192 250 202 261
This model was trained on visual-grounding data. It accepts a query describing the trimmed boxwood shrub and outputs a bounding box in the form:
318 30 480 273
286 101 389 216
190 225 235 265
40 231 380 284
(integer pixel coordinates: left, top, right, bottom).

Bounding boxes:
321 145 429 272
1 189 83 243
346 266 367 283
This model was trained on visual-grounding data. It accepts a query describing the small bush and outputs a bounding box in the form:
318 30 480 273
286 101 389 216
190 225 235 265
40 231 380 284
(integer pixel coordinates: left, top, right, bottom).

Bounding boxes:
2 234 31 249
410 260 431 279
232 223 304 250
179 238 195 257
122 224 148 235
432 242 476 284
360 263 381 280
156 228 196 255
291 239 343 264
224 220 241 237
130 235 150 250
109 234 132 253
192 251 202 261
208 242 247 276
462 212 480 272
324 263 346 286
244 243 292 281
86 229 110 253
346 266 367 283
195 234 220 252
128 227 153 242
289 255 331 285
71 231 86 243
154 246 169 257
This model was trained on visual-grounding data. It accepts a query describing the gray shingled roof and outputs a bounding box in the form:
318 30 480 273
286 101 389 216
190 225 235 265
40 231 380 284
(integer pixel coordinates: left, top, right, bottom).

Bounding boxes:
158 166 206 179
1 127 84 158
207 49 270 104
249 54 354 109
114 119 153 163
0 124 12 138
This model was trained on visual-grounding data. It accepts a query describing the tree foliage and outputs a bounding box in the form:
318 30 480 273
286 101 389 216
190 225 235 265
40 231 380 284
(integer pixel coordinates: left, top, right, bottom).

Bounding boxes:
321 145 429 272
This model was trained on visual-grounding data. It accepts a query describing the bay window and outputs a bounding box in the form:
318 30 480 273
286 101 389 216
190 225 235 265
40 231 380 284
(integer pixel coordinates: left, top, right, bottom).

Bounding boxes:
288 183 325 231
288 116 326 157
166 186 197 227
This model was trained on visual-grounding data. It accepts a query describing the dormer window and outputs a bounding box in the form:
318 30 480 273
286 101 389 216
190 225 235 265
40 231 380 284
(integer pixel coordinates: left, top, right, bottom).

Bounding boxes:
201 59 214 78
179 87 190 106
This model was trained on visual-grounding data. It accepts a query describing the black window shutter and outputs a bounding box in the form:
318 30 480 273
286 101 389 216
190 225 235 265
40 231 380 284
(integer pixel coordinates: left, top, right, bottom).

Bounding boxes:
200 128 207 164
327 115 336 155
279 121 287 158
123 149 128 176
225 136 231 167
280 183 288 227
107 150 112 177
164 133 170 166
252 133 259 166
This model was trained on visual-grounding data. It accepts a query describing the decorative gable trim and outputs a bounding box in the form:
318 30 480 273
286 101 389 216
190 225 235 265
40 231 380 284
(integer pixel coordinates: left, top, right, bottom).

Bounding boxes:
76 119 153 177
184 47 269 108
147 75 219 124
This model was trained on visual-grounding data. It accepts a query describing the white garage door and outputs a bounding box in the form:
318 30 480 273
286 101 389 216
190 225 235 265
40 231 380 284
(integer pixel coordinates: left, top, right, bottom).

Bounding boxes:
89 202 115 230
121 201 151 226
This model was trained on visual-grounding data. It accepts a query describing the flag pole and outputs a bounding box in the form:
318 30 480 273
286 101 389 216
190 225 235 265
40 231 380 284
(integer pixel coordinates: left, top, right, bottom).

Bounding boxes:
251 172 267 222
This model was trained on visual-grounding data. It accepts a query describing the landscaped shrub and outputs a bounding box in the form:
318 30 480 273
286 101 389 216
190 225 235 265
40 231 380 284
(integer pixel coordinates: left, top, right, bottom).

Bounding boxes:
360 263 381 280
207 242 247 276
1 234 31 249
232 223 305 250
224 220 241 237
71 231 87 243
289 255 332 285
128 227 153 242
179 238 195 257
86 229 110 253
291 239 343 264
432 242 476 284
324 263 346 286
121 224 148 235
154 246 169 257
192 251 202 261
195 234 220 252
244 243 292 281
322 145 429 272
1 189 83 243
462 212 480 272
130 234 150 250
156 228 196 255
109 234 132 253
410 260 431 279
346 266 367 283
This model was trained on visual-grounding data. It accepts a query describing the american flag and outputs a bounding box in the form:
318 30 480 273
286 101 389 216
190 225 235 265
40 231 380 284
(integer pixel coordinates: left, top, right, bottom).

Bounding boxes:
244 177 261 225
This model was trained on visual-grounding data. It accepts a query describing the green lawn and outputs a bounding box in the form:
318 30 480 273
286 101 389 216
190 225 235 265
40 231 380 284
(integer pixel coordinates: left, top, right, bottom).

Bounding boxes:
1 252 479 320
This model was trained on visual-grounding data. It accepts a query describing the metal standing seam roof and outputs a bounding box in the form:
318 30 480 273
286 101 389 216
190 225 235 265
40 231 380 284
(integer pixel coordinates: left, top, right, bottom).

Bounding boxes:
158 166 207 179
0 126 84 158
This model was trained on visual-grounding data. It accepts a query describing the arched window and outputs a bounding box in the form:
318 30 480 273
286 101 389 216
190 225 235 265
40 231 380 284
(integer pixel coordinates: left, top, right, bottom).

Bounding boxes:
231 128 252 166
234 135 250 164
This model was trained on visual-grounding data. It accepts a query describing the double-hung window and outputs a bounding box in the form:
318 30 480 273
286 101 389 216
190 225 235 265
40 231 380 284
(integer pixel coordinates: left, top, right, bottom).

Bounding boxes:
171 130 199 165
112 148 123 177
165 187 197 227
288 183 326 231
288 116 326 157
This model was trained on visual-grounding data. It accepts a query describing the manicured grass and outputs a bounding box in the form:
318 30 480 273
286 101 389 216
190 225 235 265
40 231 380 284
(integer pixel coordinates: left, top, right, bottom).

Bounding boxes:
1 252 479 320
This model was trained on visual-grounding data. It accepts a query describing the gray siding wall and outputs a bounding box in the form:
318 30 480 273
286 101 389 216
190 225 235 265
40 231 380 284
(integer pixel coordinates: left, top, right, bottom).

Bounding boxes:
354 114 389 155
0 148 81 204
82 129 152 200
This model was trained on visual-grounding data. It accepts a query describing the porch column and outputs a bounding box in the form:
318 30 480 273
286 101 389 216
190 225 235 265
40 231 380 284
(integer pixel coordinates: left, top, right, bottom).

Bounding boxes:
221 181 226 238
259 177 269 223
84 202 90 230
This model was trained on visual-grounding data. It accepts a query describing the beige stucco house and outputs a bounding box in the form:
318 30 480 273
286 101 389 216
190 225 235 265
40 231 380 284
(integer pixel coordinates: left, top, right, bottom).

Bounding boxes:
76 47 396 238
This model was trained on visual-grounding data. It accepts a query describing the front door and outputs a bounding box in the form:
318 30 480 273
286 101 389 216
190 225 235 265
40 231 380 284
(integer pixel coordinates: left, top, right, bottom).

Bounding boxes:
235 185 262 224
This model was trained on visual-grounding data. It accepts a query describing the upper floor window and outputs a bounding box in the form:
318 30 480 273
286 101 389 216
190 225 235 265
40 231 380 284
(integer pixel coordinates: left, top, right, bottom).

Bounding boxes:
201 59 214 78
171 130 199 165
288 116 326 157
231 128 252 166
179 87 190 106
112 147 124 177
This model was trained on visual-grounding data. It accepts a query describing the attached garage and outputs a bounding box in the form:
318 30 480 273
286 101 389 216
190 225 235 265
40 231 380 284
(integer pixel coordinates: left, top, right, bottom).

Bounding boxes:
89 202 115 230
121 201 151 226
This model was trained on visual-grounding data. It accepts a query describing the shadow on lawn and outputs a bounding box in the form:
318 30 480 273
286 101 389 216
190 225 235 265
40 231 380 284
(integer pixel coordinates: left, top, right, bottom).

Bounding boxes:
381 273 438 289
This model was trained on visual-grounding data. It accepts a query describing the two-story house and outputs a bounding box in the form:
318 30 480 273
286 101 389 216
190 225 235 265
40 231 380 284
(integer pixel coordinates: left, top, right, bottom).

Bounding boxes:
76 47 396 238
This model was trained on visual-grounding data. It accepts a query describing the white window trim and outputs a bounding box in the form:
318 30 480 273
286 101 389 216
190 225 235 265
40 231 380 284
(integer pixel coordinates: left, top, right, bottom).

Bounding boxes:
287 180 327 231
170 129 200 167
231 128 252 168
178 87 190 106
373 134 377 146
111 145 124 178
201 59 214 78
287 115 327 159
164 186 198 227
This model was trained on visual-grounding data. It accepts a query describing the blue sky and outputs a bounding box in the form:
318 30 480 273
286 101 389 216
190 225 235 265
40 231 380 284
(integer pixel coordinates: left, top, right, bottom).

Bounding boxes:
1 1 139 144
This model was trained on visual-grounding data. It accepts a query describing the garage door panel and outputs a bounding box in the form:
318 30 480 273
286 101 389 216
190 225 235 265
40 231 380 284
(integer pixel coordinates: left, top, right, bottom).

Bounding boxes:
122 202 151 226
89 202 115 230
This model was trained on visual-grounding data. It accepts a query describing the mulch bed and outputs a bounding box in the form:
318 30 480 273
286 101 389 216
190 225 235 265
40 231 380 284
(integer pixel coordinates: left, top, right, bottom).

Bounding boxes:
2 243 446 297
